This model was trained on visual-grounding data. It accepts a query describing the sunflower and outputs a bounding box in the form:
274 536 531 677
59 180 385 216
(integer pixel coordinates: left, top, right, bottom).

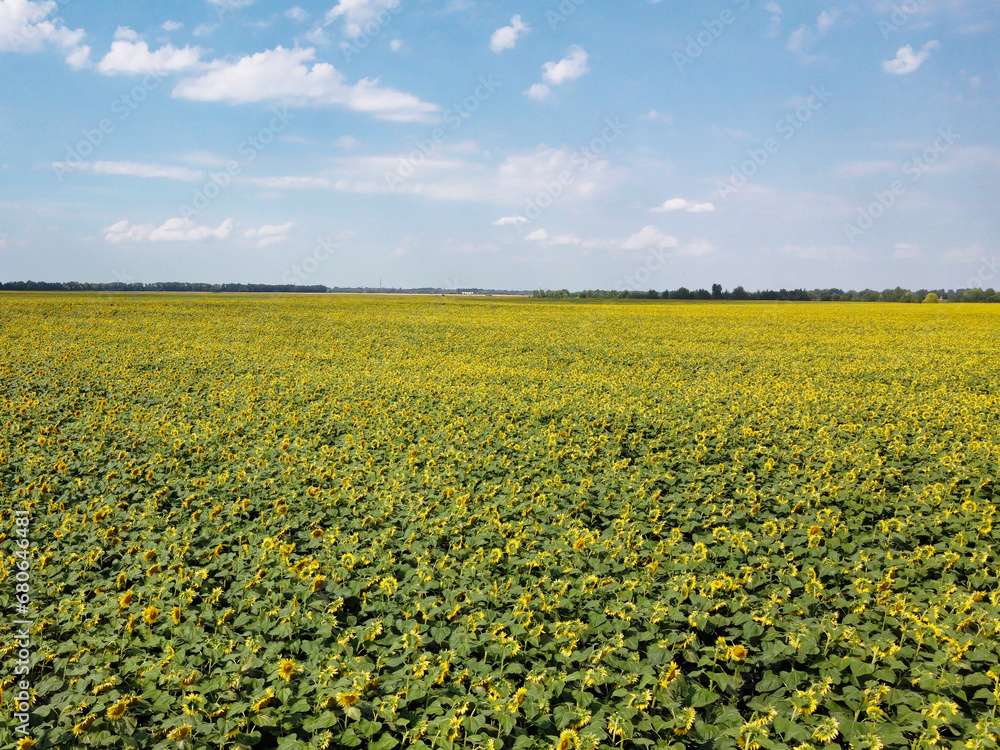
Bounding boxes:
167 725 191 740
660 661 681 689
142 606 159 624
340 553 356 569
251 690 274 712
172 607 182 625
15 738 36 750
106 695 138 720
278 659 297 682
311 528 324 538
813 717 840 743
72 714 97 736
728 645 749 661
335 691 360 707
118 590 133 608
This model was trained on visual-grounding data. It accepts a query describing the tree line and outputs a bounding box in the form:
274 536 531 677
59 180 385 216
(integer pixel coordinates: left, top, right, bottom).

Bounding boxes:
534 285 1000 302
2 280 998 302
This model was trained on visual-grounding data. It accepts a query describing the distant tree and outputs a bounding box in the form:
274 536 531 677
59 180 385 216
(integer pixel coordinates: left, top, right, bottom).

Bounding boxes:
672 287 691 300
711 283 723 299
730 286 749 301
923 292 940 304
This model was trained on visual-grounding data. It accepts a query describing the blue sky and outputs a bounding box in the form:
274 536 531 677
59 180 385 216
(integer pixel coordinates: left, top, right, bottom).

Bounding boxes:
1 0 997 291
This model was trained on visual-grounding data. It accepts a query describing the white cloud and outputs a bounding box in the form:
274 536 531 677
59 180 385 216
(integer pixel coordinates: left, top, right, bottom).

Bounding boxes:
325 0 400 38
334 135 360 149
51 160 205 181
621 226 678 251
0 0 91 69
98 30 204 75
883 41 939 75
542 45 589 85
651 198 715 213
787 8 838 54
688 202 716 213
105 217 233 243
245 222 293 247
786 24 808 52
242 176 331 189
493 215 527 226
651 198 689 212
389 38 402 51
816 8 839 34
524 228 581 245
245 222 293 237
764 1 782 38
327 142 617 204
489 14 529 53
525 83 550 101
161 20 183 32
208 0 254 8
285 6 308 22
647 109 674 123
172 46 439 122
525 45 590 99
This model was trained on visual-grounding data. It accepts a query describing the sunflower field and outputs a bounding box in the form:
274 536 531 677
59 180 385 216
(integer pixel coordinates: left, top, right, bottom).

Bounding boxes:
2 293 1000 750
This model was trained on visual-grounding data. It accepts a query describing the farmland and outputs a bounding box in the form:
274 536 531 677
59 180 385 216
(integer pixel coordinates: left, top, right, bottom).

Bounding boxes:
2 293 1000 750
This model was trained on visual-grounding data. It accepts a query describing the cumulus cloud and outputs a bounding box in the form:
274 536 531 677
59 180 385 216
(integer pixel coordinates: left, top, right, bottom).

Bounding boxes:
883 41 939 75
97 28 204 74
325 0 399 38
50 160 205 181
0 0 91 69
285 7 308 22
651 198 715 213
172 45 439 122
161 20 183 31
105 217 233 243
489 14 528 53
652 198 689 212
787 7 839 54
493 215 527 226
524 228 581 245
621 225 678 251
245 221 293 247
524 45 590 100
